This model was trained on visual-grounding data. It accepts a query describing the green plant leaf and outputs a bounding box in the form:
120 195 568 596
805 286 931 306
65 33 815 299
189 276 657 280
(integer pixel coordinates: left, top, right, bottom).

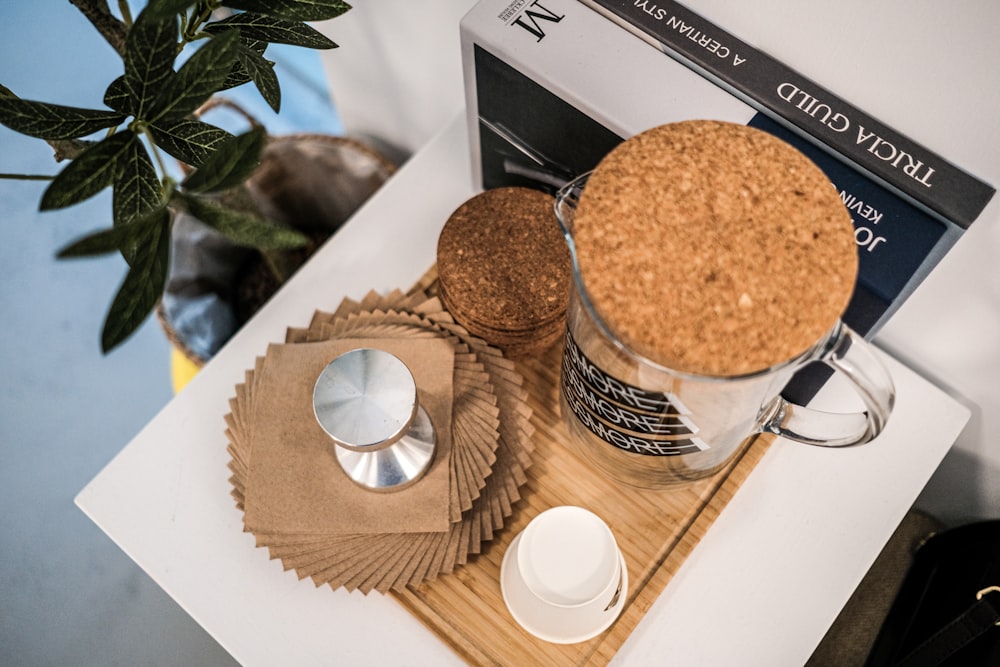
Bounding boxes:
220 67 252 91
104 76 136 115
240 34 270 56
114 139 162 225
57 225 130 257
204 13 337 49
40 132 134 210
114 139 163 263
181 127 265 194
218 37 268 90
125 9 179 117
178 192 308 249
100 207 172 353
237 46 280 112
0 97 125 140
149 117 232 167
222 0 352 21
148 30 241 122
56 206 164 258
242 37 270 54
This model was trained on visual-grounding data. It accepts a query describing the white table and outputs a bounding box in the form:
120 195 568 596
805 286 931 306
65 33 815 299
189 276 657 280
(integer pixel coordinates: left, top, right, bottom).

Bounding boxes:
76 115 971 665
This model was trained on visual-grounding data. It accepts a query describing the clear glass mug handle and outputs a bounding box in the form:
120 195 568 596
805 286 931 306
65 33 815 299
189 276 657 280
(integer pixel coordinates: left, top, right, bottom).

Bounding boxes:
762 323 895 447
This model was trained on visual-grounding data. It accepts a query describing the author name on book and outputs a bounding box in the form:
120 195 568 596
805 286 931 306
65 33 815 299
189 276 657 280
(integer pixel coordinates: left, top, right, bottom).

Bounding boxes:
777 82 936 188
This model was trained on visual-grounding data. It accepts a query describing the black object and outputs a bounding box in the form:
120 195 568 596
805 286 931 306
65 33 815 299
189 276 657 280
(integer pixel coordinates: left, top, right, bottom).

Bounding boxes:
865 521 1000 666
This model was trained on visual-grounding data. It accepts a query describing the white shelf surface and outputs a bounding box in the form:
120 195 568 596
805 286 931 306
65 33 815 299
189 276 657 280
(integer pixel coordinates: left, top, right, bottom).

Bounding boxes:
76 116 970 665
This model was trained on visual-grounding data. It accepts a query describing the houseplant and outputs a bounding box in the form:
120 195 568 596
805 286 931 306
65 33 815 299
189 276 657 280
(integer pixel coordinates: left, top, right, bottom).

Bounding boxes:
0 0 358 353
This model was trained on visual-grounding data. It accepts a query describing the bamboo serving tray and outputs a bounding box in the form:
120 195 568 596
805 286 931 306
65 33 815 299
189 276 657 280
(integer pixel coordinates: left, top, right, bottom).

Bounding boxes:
392 323 772 666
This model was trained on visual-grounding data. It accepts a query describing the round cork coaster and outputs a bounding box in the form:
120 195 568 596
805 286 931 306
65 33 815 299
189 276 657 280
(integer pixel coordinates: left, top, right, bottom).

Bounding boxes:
437 187 572 355
573 120 858 376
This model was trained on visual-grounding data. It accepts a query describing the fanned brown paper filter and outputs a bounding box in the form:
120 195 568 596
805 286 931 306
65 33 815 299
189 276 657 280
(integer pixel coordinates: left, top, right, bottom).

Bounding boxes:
226 289 535 593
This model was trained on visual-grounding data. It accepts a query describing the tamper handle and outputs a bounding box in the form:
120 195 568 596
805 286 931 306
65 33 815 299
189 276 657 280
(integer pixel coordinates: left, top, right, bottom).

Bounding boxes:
313 348 436 492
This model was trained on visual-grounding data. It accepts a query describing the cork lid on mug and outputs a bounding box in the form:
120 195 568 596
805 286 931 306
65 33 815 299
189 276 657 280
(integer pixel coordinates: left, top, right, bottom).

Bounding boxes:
572 120 858 376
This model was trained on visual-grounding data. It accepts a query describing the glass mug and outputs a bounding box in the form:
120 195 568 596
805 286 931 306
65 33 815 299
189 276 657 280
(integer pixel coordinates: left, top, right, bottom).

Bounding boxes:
555 173 896 489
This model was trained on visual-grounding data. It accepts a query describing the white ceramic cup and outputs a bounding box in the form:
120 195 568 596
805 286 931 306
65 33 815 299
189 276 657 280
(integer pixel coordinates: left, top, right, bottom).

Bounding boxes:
501 505 627 643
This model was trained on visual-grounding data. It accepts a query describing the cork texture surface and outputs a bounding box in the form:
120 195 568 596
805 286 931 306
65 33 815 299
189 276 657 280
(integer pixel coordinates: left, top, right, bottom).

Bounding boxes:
572 120 858 376
437 187 571 355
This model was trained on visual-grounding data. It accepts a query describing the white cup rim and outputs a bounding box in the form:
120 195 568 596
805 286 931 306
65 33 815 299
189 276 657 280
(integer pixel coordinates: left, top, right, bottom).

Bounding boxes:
516 506 622 610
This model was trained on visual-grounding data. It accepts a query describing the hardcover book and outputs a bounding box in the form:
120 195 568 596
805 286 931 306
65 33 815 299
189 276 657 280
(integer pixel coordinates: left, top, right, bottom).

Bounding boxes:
459 0 994 349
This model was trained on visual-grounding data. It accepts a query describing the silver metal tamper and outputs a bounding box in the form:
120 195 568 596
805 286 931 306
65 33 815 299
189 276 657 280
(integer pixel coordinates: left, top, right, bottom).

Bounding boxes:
312 348 436 492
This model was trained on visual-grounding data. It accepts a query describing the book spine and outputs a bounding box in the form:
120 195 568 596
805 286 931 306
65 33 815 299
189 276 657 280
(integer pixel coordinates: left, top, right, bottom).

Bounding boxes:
579 0 995 228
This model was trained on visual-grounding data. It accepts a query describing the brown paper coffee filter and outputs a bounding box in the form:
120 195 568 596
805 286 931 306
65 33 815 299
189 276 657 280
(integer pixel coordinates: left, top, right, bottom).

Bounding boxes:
242 338 454 536
224 288 534 593
317 313 501 514
574 120 858 376
247 339 466 534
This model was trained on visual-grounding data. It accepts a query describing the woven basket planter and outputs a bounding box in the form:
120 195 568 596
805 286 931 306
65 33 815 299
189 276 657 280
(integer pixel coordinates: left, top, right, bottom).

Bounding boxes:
157 101 397 369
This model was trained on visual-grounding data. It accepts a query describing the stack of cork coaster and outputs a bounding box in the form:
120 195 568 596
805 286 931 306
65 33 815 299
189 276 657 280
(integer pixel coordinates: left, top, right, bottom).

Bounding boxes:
437 187 572 358
572 120 859 376
225 289 535 594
